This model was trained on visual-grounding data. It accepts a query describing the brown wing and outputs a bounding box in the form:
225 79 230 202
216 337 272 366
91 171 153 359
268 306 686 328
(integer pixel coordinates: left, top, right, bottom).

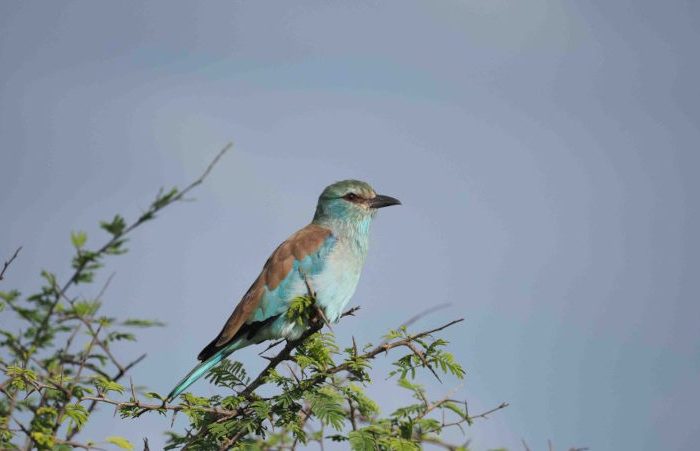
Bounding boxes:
197 223 332 361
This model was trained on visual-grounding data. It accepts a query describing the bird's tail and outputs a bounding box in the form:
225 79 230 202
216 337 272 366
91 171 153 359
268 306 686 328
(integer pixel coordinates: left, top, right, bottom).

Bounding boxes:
166 340 242 402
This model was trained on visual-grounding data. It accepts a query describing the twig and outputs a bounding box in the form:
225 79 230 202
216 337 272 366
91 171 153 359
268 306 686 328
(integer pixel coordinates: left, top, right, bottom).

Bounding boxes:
398 302 452 330
52 323 104 436
418 385 464 419
467 402 509 422
96 272 116 300
217 429 246 451
375 303 454 352
240 323 324 398
290 405 314 450
406 341 442 382
347 398 358 431
129 377 137 403
77 395 239 417
65 354 147 441
341 306 360 318
0 246 22 281
54 439 107 451
53 283 139 379
420 436 466 450
177 143 232 200
61 303 147 438
325 318 464 378
285 362 301 384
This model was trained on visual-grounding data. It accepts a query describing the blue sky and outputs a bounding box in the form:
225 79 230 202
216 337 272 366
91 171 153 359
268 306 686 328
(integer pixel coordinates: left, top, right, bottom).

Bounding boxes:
1 1 698 450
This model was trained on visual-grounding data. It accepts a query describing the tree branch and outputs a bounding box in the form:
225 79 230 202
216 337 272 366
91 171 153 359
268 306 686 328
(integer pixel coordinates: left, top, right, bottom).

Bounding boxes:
324 318 464 378
27 143 232 357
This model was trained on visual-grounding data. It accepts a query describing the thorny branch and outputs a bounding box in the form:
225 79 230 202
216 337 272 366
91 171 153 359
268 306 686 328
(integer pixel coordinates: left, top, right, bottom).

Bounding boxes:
241 306 360 398
27 143 233 356
165 312 494 450
1 144 232 450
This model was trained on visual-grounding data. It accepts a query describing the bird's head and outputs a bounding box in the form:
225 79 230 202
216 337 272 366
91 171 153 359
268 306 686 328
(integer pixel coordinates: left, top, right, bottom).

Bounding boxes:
312 180 400 227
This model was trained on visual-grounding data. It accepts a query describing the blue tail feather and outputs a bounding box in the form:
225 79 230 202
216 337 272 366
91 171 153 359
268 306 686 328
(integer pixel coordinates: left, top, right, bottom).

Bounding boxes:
166 341 240 401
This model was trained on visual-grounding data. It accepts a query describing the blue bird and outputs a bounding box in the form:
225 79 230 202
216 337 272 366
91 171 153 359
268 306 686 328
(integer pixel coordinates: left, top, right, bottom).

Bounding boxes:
167 180 400 401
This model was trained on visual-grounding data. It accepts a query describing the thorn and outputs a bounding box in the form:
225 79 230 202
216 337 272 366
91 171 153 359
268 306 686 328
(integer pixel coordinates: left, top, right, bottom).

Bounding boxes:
129 376 137 400
315 306 333 332
258 339 285 356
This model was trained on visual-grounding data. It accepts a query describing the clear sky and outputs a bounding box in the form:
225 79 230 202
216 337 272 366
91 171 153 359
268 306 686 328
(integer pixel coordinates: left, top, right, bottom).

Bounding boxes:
1 1 698 450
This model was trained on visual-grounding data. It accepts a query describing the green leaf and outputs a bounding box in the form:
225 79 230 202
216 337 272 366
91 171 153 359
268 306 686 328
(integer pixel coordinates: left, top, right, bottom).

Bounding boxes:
286 295 315 326
144 392 164 401
71 231 87 248
206 360 249 389
100 215 127 236
94 376 125 395
397 377 424 394
30 431 54 447
64 404 89 430
73 300 102 317
0 289 21 302
106 436 134 450
345 384 380 417
122 318 165 328
306 387 346 431
105 331 136 342
152 187 179 210
104 238 128 255
349 430 376 451
5 365 37 391
250 400 270 418
386 437 419 450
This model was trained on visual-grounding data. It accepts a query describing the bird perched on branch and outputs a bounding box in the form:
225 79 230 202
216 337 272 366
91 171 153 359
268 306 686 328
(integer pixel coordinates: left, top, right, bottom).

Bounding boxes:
167 180 400 400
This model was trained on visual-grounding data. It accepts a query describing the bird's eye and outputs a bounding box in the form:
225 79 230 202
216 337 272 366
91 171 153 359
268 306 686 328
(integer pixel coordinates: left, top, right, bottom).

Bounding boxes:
343 193 360 202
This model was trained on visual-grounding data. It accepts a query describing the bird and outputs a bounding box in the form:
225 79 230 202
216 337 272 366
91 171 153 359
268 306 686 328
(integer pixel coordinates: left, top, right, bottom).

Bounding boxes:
166 180 400 401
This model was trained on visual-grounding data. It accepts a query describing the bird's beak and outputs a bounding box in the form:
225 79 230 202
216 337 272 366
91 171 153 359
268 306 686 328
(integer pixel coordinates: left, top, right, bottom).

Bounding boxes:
369 194 401 209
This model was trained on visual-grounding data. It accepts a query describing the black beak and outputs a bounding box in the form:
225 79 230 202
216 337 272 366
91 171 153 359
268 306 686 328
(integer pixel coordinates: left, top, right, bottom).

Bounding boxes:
369 194 401 209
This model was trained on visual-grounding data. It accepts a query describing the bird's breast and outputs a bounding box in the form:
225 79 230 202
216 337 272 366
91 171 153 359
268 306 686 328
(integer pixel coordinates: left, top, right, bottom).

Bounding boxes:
311 240 366 322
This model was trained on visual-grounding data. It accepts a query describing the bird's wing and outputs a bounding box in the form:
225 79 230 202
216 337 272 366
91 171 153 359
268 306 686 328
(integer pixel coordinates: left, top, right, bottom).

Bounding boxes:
197 223 335 361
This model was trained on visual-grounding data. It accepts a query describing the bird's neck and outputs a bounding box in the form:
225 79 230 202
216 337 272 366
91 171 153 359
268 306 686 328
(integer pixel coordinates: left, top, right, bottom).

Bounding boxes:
313 216 372 256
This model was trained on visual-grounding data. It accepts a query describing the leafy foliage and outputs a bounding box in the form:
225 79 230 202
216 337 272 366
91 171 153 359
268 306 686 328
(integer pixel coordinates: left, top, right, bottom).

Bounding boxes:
0 145 235 450
0 144 545 450
0 176 182 449
147 316 486 450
